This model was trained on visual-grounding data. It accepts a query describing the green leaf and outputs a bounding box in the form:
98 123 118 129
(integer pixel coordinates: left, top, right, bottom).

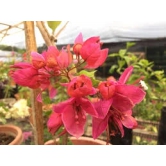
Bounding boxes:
47 21 61 33
109 64 118 74
152 126 158 133
91 78 100 87
118 60 126 68
119 49 127 57
126 42 136 49
79 70 96 78
135 136 141 143
108 53 119 57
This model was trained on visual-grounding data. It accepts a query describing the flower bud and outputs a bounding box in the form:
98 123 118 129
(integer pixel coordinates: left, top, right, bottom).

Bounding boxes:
73 43 82 56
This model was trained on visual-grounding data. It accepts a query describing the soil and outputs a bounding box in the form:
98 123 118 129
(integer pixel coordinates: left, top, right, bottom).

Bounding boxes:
0 133 15 145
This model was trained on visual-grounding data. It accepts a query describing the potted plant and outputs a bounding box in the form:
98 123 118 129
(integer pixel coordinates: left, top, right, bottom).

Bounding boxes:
9 33 147 145
0 98 30 145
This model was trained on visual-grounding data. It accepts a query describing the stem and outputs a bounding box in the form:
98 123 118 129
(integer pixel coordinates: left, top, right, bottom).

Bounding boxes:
106 125 110 145
61 133 68 145
24 21 44 145
61 69 71 82
68 60 86 72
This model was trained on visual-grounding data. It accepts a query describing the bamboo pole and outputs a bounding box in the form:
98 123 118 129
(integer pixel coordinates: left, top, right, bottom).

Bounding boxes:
36 21 55 46
24 21 44 145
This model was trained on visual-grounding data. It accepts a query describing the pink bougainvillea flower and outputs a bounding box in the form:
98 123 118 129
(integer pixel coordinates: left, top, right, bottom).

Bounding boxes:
31 52 46 69
98 80 116 100
92 93 135 139
37 68 57 102
117 66 146 104
98 66 146 104
67 75 97 97
109 108 138 137
10 62 40 89
73 33 83 56
80 36 108 69
118 65 134 84
92 66 146 139
56 45 73 69
47 112 63 135
52 97 98 138
44 46 59 68
22 131 32 141
92 106 138 139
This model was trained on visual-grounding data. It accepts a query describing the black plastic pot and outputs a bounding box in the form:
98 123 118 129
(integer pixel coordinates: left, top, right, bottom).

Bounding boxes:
110 126 133 145
157 107 166 145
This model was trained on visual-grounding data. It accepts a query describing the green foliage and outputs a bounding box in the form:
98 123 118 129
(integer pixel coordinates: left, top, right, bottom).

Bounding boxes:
133 136 157 145
108 42 166 121
0 45 25 53
79 70 96 78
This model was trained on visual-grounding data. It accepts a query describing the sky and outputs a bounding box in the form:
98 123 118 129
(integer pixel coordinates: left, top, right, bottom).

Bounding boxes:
0 0 166 48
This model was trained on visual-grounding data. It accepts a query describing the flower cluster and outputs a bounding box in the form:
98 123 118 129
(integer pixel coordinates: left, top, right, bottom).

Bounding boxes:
9 33 146 142
0 99 30 124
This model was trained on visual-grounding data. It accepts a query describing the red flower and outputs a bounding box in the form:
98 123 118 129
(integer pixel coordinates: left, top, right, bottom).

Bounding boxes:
92 66 146 139
31 52 46 69
56 45 73 69
73 33 83 56
10 62 40 89
47 112 63 135
67 75 97 98
80 36 108 69
52 97 98 138
73 33 108 69
44 46 59 68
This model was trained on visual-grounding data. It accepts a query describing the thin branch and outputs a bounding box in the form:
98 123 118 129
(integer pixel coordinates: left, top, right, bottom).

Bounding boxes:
36 21 55 46
54 21 69 39
0 22 24 34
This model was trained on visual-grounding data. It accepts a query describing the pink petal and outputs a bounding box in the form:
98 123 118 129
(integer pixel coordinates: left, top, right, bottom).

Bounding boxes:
11 67 40 89
74 33 83 44
62 105 86 138
10 62 32 69
49 87 57 99
93 99 113 119
53 98 75 113
47 46 59 55
121 115 138 129
80 43 100 62
118 66 133 84
92 114 110 139
116 85 146 104
124 110 132 115
112 93 134 112
37 93 42 103
47 112 63 134
90 49 109 69
78 98 98 117
83 36 100 45
23 131 32 141
57 50 69 68
31 52 45 61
